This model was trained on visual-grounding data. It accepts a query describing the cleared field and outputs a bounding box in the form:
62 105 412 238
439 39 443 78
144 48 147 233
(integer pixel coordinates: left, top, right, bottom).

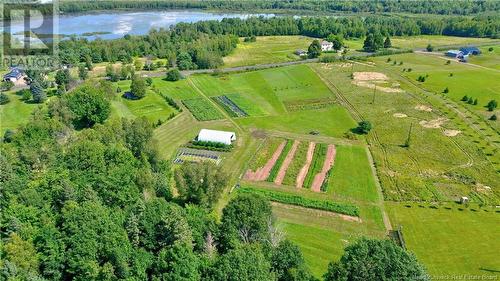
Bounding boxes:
390 35 498 50
238 106 356 138
151 78 199 99
111 80 175 123
312 61 499 204
0 90 42 133
190 64 336 117
223 36 312 67
469 45 500 71
182 98 224 121
387 202 500 278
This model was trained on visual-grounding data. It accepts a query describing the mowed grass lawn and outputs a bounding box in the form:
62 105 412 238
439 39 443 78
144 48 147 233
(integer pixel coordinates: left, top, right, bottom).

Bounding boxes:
223 36 312 67
387 202 500 277
110 80 175 123
0 90 44 133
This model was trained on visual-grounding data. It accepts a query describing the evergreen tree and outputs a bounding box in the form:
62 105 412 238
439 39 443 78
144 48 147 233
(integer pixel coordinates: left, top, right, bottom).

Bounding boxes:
384 36 392 48
308 40 322 58
30 80 46 103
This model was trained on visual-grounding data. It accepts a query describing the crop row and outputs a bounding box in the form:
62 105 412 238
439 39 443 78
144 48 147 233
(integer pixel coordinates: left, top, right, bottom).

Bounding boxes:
182 98 224 121
266 139 293 182
238 187 359 217
303 143 327 188
212 95 248 117
282 141 309 186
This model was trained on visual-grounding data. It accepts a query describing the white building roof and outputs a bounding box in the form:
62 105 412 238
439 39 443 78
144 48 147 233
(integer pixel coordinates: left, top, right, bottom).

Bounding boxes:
197 129 236 145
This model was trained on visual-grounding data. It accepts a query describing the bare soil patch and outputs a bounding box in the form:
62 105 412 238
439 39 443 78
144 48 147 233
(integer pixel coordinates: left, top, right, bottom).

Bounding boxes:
275 140 300 185
245 141 286 181
296 142 316 188
419 118 448 129
393 113 408 118
352 72 403 93
415 104 433 112
311 144 337 192
443 129 462 137
353 71 388 81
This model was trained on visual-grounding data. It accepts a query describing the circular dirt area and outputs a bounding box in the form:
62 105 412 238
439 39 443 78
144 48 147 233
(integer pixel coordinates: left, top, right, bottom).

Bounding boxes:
393 113 408 118
443 130 461 137
415 105 433 112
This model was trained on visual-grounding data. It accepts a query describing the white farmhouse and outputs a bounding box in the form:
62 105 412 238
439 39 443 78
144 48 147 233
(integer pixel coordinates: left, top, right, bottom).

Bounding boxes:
321 40 333 52
197 129 236 145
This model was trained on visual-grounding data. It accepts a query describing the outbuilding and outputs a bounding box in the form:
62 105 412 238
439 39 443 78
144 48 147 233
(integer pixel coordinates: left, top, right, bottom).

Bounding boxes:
445 50 463 58
3 68 23 82
460 46 481 56
197 129 236 145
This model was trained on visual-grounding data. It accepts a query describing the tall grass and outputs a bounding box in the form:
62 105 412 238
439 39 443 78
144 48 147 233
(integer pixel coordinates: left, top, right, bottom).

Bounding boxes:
266 139 293 182
303 143 327 188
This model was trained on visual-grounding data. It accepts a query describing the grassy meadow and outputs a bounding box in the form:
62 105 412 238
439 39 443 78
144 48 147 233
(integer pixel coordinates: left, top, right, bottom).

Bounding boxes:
223 36 312 67
0 90 42 133
311 61 499 204
387 202 500 277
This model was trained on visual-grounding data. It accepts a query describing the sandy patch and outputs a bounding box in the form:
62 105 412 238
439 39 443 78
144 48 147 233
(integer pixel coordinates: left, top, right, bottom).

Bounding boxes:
296 142 316 188
352 72 403 93
339 63 353 68
274 140 300 185
353 72 388 81
415 105 433 112
443 130 461 137
393 113 408 118
244 141 286 181
419 118 448 129
311 144 336 192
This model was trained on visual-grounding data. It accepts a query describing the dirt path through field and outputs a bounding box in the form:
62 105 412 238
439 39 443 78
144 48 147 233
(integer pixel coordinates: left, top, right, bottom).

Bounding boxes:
244 141 286 181
296 142 316 188
274 140 300 185
311 144 336 192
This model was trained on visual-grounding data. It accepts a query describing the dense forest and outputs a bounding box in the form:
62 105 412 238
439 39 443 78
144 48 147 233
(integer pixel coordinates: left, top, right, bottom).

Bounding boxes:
56 14 499 68
0 82 428 280
58 0 500 16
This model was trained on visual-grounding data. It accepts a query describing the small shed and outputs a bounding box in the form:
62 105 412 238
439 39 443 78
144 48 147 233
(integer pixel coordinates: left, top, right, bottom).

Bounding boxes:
197 129 236 145
445 50 462 58
460 196 469 204
295 49 307 56
460 46 481 56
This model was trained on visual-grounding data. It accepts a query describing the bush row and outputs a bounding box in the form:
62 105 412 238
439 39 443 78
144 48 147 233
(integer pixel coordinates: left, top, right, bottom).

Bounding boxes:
188 140 233 152
238 187 359 217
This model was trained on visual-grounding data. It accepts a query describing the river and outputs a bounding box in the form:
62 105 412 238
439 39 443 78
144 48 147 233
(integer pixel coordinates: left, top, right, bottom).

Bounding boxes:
3 10 274 41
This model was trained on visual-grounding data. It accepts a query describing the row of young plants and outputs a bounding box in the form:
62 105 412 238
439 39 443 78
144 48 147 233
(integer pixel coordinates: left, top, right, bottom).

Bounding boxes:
188 140 233 152
303 143 328 188
237 187 359 217
182 98 224 121
266 139 293 182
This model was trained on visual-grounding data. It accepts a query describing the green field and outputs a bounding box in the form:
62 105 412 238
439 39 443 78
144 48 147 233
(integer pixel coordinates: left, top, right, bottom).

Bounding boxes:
182 98 225 121
312 61 500 204
387 202 500 277
151 77 199 100
223 36 312 67
303 143 327 188
110 80 175 123
0 90 43 133
471 45 500 70
282 141 309 186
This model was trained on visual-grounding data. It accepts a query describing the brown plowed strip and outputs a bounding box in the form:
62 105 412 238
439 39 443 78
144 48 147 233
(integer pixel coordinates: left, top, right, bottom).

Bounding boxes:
244 141 286 181
296 142 316 188
271 202 361 222
311 144 336 192
274 140 300 185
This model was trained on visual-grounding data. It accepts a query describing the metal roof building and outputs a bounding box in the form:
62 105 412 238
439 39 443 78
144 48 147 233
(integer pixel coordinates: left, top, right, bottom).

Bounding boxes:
197 129 236 145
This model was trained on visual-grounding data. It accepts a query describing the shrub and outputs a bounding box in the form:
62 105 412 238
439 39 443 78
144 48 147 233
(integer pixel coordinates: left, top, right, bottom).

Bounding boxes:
0 93 10 105
490 114 497 121
443 87 449 94
461 95 468 101
356 120 372 134
188 140 232 152
486 100 497 111
426 44 434 52
488 47 494 52
166 69 183 81
238 187 359 217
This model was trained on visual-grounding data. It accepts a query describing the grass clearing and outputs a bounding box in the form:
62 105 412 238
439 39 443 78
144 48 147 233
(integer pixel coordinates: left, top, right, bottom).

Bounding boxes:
223 36 312 67
0 90 42 133
387 202 500 277
151 78 199 100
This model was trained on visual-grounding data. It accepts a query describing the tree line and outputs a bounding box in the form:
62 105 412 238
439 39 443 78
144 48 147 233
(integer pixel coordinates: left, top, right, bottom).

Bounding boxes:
56 0 500 16
56 14 499 69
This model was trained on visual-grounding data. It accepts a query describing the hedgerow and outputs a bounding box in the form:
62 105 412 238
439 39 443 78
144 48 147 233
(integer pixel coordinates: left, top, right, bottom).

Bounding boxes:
238 187 359 217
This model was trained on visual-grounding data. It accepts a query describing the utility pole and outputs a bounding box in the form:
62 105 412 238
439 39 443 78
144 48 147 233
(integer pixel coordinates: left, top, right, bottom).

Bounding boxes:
404 122 413 148
371 84 376 104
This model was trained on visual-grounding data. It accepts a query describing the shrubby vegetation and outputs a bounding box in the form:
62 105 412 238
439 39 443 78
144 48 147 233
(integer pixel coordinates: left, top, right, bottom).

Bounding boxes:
238 187 360 216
